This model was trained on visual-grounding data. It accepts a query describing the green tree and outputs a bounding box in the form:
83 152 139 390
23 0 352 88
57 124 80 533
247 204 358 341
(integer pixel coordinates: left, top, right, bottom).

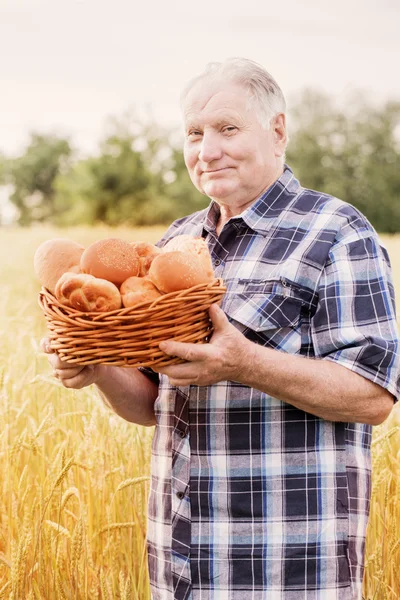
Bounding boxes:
53 113 176 226
5 134 72 225
0 152 6 184
54 113 208 227
286 91 400 232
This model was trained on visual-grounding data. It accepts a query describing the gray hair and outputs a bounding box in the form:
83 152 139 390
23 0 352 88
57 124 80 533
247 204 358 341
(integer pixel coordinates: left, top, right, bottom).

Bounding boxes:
180 57 286 129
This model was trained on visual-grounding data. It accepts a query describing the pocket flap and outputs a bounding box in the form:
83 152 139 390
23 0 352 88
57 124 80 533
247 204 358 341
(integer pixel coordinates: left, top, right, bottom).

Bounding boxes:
223 278 315 333
226 293 302 332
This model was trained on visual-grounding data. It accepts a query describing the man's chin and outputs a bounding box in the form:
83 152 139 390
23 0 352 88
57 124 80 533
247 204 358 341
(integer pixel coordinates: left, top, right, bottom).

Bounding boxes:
202 183 236 201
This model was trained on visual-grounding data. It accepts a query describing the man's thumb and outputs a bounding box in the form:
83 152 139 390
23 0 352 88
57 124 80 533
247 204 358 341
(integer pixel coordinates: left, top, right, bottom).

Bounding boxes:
40 337 54 354
209 303 230 330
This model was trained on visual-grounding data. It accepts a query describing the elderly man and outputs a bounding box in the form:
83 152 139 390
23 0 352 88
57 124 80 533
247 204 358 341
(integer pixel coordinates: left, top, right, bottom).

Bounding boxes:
42 58 400 600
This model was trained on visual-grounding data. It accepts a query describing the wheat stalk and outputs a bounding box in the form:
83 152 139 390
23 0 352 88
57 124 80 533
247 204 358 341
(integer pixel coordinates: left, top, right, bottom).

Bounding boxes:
119 570 133 600
61 486 80 511
64 507 79 521
0 582 11 600
372 426 400 447
56 570 67 600
28 433 40 456
33 411 52 439
93 522 138 538
73 460 92 471
71 517 84 574
0 553 11 568
45 457 75 505
44 520 71 538
10 430 26 462
119 571 127 598
100 568 111 600
58 410 89 418
116 476 150 492
18 464 28 495
31 456 75 578
389 538 400 558
105 467 122 479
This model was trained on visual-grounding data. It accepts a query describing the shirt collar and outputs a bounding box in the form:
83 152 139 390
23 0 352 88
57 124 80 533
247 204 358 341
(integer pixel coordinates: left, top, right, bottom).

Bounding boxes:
202 165 302 236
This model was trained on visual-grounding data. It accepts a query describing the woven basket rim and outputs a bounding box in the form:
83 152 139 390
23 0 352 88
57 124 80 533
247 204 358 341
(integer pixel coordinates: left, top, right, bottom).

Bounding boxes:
38 278 227 368
38 277 226 319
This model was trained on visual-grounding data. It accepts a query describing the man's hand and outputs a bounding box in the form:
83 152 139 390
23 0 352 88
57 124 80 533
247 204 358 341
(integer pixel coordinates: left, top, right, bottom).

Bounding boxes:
40 337 99 389
154 304 254 386
39 338 158 425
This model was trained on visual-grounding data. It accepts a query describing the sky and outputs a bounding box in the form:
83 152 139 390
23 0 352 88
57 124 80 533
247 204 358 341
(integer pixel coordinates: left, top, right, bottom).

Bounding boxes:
1 0 399 160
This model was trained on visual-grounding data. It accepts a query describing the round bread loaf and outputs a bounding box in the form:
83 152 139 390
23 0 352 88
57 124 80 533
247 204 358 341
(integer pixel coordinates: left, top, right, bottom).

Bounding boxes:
55 272 122 312
148 251 214 293
162 235 214 278
130 241 162 276
34 238 84 294
120 276 162 308
80 238 140 285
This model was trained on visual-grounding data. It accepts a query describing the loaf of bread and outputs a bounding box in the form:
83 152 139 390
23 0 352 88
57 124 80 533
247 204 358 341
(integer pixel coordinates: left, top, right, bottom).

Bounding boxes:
148 251 214 293
80 238 140 286
130 241 162 277
162 235 214 279
37 234 216 314
34 238 84 294
55 272 122 312
120 276 163 308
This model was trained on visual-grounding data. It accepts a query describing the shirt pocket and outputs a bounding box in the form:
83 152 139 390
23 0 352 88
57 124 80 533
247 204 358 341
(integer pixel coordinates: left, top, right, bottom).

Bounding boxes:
223 278 316 352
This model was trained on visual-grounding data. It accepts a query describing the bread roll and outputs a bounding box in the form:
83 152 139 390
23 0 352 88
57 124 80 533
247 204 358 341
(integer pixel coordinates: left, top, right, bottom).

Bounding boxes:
80 238 140 286
148 251 214 293
55 272 121 312
162 235 214 278
120 276 162 308
34 238 85 294
130 241 162 276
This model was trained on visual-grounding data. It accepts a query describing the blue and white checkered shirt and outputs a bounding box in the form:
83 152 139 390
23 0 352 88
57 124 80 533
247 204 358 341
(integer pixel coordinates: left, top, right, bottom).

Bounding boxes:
142 165 400 600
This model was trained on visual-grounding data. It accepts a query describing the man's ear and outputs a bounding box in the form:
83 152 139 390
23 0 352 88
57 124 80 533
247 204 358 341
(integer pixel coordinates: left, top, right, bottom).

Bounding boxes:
272 113 287 158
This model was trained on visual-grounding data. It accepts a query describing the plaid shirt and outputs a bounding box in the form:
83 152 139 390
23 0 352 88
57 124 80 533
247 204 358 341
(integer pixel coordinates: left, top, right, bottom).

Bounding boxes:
142 166 400 600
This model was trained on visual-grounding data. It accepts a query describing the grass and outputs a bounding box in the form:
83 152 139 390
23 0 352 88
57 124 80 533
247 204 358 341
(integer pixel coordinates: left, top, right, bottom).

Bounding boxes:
0 226 399 599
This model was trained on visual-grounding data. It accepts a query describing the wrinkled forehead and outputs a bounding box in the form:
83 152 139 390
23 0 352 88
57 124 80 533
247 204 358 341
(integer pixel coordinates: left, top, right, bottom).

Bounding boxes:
182 79 251 123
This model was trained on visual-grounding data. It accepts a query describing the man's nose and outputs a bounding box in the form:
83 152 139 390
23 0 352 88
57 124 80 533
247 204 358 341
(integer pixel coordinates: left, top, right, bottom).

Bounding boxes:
198 132 223 163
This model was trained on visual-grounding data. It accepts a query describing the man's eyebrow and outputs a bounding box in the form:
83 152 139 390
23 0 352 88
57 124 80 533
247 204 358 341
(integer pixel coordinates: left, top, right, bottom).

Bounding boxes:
185 116 241 130
185 121 201 131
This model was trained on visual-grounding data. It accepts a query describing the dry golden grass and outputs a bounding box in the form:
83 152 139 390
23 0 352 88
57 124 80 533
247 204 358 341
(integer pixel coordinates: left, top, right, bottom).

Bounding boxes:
0 225 165 599
362 235 400 600
0 226 399 599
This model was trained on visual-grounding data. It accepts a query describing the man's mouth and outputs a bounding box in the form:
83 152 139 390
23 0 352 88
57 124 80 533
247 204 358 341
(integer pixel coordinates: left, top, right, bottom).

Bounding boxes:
203 167 230 174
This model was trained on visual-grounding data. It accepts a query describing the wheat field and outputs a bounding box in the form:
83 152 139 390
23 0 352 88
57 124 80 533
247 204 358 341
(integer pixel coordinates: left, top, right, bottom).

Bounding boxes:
0 226 399 599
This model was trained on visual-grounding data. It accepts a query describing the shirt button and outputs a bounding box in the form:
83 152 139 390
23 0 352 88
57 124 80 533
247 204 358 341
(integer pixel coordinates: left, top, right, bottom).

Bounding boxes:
176 491 185 500
214 259 221 266
179 429 187 438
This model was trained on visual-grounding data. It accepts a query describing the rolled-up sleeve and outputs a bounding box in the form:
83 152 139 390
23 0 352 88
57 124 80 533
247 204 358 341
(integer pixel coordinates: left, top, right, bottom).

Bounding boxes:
311 229 400 400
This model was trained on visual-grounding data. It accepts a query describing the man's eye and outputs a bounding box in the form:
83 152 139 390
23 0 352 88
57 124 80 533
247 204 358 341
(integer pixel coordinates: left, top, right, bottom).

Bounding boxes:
223 126 237 133
188 131 202 137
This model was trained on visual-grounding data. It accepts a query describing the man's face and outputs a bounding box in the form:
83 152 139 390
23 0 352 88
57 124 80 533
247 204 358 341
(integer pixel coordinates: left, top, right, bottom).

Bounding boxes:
182 80 286 209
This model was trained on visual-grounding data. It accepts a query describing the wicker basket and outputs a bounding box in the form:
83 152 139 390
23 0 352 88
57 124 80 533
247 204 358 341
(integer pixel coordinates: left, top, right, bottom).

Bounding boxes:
38 278 226 368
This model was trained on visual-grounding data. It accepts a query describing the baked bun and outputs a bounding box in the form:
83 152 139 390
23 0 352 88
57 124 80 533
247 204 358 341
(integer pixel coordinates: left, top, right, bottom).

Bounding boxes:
162 235 214 278
55 272 121 312
34 238 85 294
120 276 162 308
80 238 140 286
148 251 214 293
130 241 162 276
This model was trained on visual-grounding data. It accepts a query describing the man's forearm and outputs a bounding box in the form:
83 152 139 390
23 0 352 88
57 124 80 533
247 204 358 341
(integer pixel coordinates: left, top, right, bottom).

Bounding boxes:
241 342 394 425
95 365 158 426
